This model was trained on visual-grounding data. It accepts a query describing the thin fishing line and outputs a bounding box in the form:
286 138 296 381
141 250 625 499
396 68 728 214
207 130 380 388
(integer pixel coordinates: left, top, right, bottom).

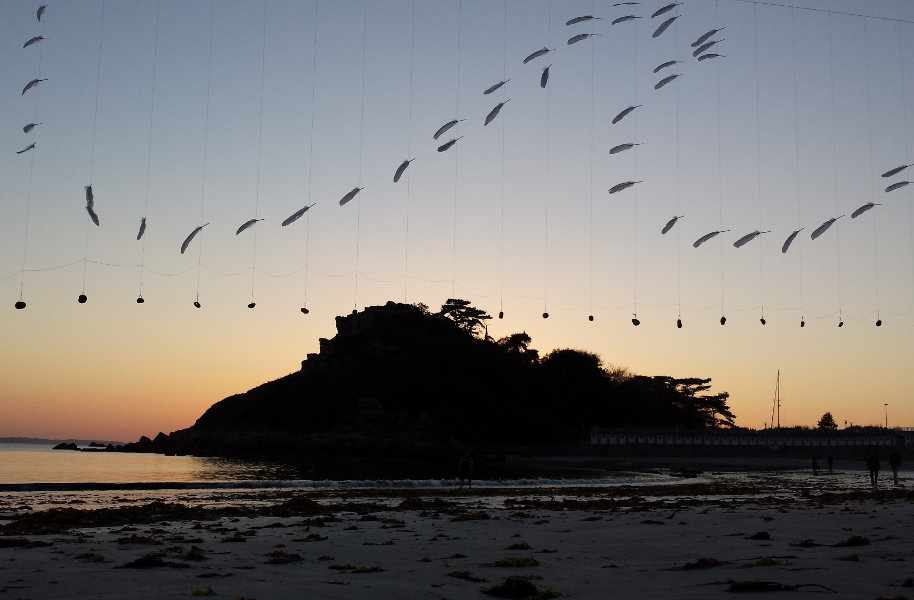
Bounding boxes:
18 14 46 304
675 5 682 323
863 17 880 322
729 0 914 25
632 9 639 322
588 0 595 320
754 4 765 322
543 0 551 316
499 0 507 317
303 0 319 310
139 0 161 300
88 0 105 184
791 6 804 323
828 11 843 324
404 0 416 303
451 0 463 299
716 0 725 321
250 0 268 305
354 2 367 311
196 0 216 304
82 0 107 297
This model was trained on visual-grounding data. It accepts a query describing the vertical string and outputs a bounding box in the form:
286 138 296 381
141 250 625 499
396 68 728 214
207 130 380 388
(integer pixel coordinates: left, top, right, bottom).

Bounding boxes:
249 0 268 307
18 2 47 307
715 0 725 323
828 12 843 326
404 0 416 303
674 9 682 326
587 0 595 321
631 10 639 323
195 0 216 306
499 0 507 318
863 17 880 325
303 0 319 312
354 3 367 312
754 4 765 323
791 6 804 325
543 0 551 317
83 0 107 299
138 0 161 302
451 0 463 299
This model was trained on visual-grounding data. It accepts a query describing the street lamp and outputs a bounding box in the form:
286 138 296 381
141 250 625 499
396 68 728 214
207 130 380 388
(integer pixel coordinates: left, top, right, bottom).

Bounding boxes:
884 403 889 429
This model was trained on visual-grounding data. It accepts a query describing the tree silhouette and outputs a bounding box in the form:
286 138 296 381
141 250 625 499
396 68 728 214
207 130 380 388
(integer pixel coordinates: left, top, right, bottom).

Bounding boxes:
438 298 492 337
817 412 839 430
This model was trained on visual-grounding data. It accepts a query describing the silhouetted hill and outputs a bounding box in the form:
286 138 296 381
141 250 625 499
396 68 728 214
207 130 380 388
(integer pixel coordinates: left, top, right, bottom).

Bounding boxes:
122 301 734 472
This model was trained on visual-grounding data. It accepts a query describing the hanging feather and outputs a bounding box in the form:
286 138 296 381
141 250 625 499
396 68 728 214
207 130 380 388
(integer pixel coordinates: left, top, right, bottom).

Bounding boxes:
885 181 911 192
881 164 911 178
437 136 462 152
483 79 509 95
393 158 414 182
608 180 642 194
37 4 46 21
693 229 728 248
180 223 209 254
568 33 600 45
484 100 509 126
611 105 641 124
693 39 722 58
433 119 463 140
692 27 723 47
733 230 769 248
781 228 802 253
16 142 36 154
338 186 364 206
566 15 600 26
651 15 679 38
281 203 316 226
851 202 880 218
23 36 45 48
653 60 681 73
661 215 682 234
654 73 681 90
22 122 40 133
85 205 100 226
21 78 46 95
697 53 724 62
235 218 263 235
85 185 94 209
613 2 639 5
810 216 844 240
609 142 640 154
137 217 147 240
612 15 641 25
651 2 680 18
540 65 551 88
522 47 553 64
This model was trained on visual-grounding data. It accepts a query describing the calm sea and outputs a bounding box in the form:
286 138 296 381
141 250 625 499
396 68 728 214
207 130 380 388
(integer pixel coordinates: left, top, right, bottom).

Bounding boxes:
0 443 899 514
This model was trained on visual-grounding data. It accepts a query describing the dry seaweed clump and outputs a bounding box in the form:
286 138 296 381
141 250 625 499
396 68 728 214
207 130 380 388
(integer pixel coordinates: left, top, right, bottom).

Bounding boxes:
484 576 564 599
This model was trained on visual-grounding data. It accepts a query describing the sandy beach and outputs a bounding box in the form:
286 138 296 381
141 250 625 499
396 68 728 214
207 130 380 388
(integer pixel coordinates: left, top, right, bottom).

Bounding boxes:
1 471 913 600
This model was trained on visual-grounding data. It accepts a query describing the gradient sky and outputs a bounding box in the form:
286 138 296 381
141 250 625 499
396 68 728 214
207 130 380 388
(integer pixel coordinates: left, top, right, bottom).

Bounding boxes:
2 0 913 442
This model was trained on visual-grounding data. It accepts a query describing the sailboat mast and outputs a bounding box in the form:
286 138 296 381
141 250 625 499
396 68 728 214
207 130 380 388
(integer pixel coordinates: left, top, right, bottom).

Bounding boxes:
776 370 780 429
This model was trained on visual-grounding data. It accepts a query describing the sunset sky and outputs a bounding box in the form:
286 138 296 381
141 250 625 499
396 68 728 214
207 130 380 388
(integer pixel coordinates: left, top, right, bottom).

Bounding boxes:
2 0 913 442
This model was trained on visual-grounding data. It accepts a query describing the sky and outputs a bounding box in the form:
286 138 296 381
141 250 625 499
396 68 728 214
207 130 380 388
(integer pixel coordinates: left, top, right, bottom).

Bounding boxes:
1 0 913 442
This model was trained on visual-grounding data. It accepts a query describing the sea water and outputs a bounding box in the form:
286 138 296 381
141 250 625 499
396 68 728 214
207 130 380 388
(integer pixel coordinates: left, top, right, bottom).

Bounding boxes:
0 443 899 517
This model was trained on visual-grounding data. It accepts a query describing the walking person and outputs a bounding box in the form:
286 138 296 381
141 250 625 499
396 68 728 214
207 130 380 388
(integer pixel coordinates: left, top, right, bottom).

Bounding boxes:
889 450 902 486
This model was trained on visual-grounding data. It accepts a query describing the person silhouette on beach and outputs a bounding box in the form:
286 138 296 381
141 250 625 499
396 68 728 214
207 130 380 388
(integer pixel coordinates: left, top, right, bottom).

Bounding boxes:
457 453 474 489
888 450 901 485
866 452 880 487
827 455 834 474
812 457 819 476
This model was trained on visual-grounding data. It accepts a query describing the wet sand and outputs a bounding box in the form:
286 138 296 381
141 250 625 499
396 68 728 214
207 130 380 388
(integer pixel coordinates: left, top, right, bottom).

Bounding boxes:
1 472 912 599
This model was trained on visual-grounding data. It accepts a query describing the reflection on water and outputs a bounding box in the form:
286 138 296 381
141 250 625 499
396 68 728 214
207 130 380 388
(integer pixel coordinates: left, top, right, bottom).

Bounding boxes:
0 443 299 485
